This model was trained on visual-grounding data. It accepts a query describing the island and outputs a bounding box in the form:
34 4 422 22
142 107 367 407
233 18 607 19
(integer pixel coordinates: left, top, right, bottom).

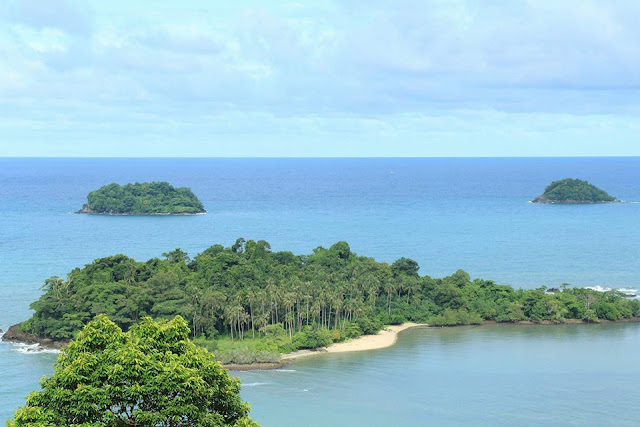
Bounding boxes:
531 178 618 203
77 181 206 214
4 239 639 369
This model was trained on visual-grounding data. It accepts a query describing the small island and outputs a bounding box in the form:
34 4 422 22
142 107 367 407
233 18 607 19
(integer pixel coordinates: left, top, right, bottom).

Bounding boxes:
531 178 618 204
77 181 206 215
4 239 639 369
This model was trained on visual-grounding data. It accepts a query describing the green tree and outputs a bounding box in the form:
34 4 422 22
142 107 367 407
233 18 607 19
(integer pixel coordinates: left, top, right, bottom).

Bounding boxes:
84 182 205 214
535 178 616 202
14 238 640 364
8 315 258 427
390 257 420 277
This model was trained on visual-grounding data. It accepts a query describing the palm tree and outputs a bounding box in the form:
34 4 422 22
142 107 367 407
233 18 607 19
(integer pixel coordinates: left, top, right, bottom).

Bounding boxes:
384 282 396 315
247 288 258 339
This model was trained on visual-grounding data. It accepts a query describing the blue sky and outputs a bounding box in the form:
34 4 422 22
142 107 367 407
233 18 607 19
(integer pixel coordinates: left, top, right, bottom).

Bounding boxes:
1 0 639 157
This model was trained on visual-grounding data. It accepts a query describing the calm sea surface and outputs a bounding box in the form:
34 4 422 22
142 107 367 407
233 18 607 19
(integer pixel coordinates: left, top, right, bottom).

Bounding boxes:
1 157 639 424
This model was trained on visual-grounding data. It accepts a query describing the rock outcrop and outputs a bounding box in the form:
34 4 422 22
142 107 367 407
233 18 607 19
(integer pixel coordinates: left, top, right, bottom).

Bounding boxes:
1 323 69 350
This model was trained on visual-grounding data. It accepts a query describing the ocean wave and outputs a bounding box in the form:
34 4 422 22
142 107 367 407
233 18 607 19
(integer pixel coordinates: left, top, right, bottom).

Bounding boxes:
585 286 638 298
11 343 60 355
243 382 269 387
585 286 611 293
273 369 296 372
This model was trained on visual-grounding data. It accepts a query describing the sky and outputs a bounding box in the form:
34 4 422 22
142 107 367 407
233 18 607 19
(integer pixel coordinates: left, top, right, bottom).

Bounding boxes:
1 0 639 157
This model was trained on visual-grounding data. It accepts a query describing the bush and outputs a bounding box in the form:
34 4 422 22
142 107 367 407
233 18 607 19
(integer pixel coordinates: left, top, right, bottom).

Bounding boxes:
277 342 297 353
429 309 483 326
595 302 621 320
388 314 406 325
582 309 600 323
343 322 362 339
214 349 281 365
292 326 333 349
356 317 383 335
261 323 287 338
495 301 526 323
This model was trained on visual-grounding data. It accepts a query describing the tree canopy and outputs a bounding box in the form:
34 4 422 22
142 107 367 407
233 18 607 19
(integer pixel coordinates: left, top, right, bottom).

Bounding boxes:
19 239 640 359
81 182 205 214
532 178 616 203
8 315 258 427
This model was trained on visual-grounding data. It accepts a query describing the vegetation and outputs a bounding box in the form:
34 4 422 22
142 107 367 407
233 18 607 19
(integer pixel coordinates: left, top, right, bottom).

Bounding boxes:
8 315 258 426
81 181 205 214
532 178 616 203
194 335 283 365
20 239 640 359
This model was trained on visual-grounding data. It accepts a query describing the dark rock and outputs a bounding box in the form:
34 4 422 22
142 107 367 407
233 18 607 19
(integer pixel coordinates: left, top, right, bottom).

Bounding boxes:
76 203 94 214
2 323 69 350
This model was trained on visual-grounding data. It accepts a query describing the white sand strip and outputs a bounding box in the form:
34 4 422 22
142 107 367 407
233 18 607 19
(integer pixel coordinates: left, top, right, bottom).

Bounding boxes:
282 322 428 361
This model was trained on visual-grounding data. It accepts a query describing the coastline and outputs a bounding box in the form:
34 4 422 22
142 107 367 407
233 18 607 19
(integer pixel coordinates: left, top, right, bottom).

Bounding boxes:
228 317 640 370
5 318 640 371
531 200 620 204
223 323 428 371
281 322 428 362
1 323 69 350
75 211 206 216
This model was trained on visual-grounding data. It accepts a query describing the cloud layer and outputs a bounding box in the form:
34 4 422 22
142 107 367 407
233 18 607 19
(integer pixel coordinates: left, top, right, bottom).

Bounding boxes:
1 0 639 156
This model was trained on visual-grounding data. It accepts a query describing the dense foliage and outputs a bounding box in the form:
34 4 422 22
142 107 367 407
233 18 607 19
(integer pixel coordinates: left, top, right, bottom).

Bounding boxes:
9 315 257 426
22 239 639 357
536 178 616 202
84 181 205 214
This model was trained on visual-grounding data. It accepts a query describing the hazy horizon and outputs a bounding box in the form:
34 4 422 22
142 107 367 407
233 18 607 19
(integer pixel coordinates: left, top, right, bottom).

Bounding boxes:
3 155 640 159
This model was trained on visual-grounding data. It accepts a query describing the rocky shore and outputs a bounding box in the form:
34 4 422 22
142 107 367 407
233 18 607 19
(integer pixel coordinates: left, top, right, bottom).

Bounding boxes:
1 323 69 350
76 204 205 215
531 195 620 204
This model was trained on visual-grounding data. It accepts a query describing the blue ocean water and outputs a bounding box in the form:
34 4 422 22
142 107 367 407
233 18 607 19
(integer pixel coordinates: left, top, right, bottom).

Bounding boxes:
1 157 639 424
239 323 640 426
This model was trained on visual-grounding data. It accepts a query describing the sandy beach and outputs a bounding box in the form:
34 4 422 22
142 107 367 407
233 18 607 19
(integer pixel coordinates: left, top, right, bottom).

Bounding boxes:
281 322 428 362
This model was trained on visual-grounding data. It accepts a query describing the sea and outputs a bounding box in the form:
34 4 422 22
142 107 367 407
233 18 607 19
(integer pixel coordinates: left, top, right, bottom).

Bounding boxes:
0 157 639 425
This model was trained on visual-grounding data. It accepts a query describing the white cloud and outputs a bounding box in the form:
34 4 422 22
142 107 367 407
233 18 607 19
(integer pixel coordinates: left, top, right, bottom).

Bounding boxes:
0 0 639 156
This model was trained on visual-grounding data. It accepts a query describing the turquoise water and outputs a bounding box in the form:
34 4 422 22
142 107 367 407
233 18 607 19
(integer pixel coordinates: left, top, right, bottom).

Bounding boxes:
238 324 640 426
1 157 639 423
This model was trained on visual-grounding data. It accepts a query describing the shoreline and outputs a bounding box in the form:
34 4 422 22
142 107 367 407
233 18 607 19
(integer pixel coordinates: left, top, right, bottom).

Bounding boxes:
528 200 632 205
1 323 69 350
228 317 640 370
280 322 428 363
4 318 640 371
75 211 206 216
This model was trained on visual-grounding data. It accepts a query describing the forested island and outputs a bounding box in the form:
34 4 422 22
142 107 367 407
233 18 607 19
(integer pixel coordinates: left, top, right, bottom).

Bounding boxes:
77 181 206 214
531 178 617 203
4 239 639 366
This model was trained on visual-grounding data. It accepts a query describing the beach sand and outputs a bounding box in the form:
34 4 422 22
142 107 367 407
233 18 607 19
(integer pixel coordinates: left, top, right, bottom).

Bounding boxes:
225 318 640 370
281 322 428 362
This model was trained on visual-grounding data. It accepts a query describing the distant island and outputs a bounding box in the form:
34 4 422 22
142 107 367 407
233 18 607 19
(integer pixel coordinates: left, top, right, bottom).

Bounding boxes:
531 178 618 204
77 181 206 215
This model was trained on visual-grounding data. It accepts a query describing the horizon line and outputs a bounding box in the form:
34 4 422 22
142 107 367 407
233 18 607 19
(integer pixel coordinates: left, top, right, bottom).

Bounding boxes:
2 155 640 159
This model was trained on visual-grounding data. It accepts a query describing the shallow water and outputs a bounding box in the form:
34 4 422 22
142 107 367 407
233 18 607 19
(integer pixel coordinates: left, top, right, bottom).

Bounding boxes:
238 324 640 426
1 157 639 422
